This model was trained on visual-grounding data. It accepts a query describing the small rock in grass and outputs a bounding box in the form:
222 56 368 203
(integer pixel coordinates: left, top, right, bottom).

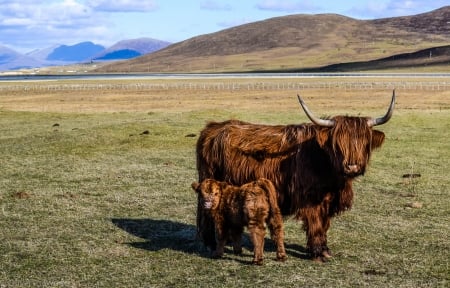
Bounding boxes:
406 202 423 209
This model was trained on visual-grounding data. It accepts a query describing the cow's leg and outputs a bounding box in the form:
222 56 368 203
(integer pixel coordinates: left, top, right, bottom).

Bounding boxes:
301 192 334 262
301 206 329 262
248 224 266 265
268 214 287 261
321 216 332 259
320 194 333 259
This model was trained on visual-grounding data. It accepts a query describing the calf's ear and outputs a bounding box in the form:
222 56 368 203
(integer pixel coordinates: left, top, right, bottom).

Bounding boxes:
191 182 200 192
371 130 385 149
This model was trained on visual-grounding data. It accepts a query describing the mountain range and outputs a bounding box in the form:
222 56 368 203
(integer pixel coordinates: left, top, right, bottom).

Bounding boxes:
0 46 43 71
0 38 171 71
95 6 450 73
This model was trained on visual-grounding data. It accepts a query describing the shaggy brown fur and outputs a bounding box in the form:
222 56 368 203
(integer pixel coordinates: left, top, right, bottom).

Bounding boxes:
196 116 387 261
192 178 287 265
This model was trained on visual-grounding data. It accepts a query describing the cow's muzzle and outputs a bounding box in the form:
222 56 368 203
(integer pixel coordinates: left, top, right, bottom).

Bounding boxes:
344 164 364 177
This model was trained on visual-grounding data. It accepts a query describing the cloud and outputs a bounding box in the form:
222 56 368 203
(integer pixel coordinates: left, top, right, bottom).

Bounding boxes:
200 1 232 11
217 18 253 28
0 0 161 52
0 0 113 52
87 0 159 12
256 0 320 12
347 0 448 19
385 0 448 15
0 0 92 29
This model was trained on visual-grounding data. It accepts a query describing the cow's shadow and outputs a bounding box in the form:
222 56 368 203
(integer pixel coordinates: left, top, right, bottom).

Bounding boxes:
111 218 208 257
111 218 310 261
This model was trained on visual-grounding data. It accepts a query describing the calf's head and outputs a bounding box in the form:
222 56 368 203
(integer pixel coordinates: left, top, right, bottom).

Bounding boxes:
192 179 222 210
298 91 395 177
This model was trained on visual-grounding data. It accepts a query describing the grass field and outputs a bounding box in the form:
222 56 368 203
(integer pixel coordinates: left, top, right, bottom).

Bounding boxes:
0 77 449 287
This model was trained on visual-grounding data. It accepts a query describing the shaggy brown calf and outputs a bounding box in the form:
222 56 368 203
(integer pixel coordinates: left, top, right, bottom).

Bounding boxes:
191 178 287 265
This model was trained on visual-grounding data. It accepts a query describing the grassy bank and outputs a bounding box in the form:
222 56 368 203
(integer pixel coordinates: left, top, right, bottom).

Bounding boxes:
0 79 449 287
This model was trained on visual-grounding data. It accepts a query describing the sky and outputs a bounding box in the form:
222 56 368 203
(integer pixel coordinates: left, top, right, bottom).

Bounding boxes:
0 0 449 53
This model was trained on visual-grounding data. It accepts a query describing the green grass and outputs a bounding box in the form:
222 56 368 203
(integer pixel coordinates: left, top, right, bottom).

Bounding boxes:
0 98 449 287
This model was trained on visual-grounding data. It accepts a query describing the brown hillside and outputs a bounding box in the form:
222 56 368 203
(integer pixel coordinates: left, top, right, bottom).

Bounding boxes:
371 6 450 35
296 45 450 72
96 6 450 73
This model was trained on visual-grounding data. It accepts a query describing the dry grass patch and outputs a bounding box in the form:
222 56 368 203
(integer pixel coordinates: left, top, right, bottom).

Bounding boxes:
1 77 449 113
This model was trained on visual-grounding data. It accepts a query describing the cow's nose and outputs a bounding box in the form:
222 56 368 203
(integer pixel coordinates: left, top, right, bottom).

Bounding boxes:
347 164 360 173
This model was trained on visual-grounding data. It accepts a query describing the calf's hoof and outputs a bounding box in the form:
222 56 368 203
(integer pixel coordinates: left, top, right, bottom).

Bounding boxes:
276 253 287 262
252 258 264 265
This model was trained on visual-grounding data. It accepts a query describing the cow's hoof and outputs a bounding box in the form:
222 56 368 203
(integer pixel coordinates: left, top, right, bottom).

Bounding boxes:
252 259 264 265
312 257 324 263
322 250 333 259
312 255 329 263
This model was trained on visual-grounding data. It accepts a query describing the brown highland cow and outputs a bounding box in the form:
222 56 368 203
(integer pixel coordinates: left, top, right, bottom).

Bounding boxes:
195 92 395 262
191 178 287 265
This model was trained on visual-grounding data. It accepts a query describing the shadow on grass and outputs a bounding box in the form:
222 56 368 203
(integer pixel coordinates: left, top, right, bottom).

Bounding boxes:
111 218 310 261
111 218 209 257
284 243 310 260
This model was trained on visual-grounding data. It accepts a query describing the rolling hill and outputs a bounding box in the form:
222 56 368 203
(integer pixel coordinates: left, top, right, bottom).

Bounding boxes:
95 6 450 73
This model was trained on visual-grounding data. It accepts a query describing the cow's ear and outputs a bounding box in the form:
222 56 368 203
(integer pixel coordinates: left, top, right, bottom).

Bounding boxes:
316 129 330 147
191 182 200 192
371 130 385 149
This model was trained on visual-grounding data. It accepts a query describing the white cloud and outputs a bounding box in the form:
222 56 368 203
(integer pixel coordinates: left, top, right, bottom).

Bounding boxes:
385 0 448 15
200 1 232 11
217 18 252 28
0 0 92 29
87 0 158 12
256 0 319 12
0 0 160 52
348 0 448 19
0 0 113 52
1 18 35 27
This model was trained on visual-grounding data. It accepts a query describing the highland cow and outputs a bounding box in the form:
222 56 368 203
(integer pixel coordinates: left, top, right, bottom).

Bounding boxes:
195 92 395 261
192 178 287 265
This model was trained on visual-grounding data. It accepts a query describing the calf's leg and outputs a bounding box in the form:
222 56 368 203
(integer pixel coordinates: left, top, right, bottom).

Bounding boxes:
212 223 226 258
268 213 287 261
197 203 216 250
230 227 244 255
248 224 266 265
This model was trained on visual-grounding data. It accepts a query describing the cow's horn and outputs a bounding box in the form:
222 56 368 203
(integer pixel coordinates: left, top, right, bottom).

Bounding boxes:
367 90 396 127
297 95 334 127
